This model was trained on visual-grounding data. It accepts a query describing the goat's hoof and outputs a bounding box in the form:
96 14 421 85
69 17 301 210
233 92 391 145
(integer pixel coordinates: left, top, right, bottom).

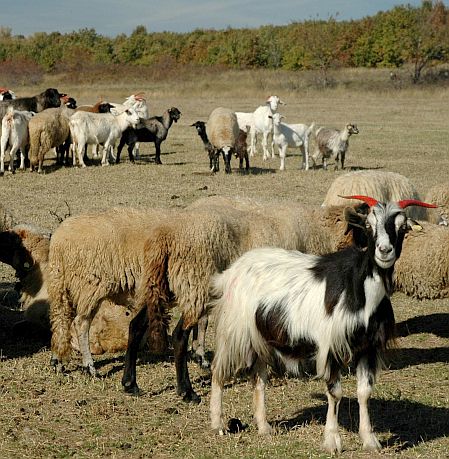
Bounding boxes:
323 432 342 454
181 390 201 404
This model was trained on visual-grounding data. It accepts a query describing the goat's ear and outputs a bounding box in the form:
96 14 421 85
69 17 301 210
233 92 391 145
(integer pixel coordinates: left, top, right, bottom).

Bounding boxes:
344 206 367 229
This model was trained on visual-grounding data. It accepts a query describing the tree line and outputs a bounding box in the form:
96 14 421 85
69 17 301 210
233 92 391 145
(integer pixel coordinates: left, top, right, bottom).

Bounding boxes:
0 1 448 85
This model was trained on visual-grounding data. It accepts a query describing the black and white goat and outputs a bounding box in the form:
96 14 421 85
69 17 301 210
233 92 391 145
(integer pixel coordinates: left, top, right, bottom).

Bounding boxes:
209 195 436 453
191 120 219 172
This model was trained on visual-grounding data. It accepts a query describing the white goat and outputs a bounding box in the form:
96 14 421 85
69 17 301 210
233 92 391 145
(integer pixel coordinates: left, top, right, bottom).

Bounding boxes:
270 113 314 171
311 123 359 170
209 195 436 453
0 107 35 174
236 95 285 159
69 107 140 167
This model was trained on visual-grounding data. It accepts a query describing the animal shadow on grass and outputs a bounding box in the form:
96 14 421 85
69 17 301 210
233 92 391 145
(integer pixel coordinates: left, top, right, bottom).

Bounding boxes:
274 395 449 450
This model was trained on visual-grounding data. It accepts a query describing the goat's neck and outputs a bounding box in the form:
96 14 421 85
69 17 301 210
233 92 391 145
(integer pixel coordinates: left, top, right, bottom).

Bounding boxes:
162 111 173 129
340 128 351 142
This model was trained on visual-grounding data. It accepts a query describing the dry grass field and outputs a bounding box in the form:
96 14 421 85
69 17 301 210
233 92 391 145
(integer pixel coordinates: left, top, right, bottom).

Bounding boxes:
0 68 448 458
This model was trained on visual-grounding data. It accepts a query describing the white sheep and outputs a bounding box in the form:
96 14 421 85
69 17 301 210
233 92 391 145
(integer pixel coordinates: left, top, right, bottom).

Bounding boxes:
270 112 314 171
208 196 435 453
236 95 285 159
322 170 428 220
28 105 75 173
206 107 240 173
69 107 140 167
0 107 35 174
311 123 359 170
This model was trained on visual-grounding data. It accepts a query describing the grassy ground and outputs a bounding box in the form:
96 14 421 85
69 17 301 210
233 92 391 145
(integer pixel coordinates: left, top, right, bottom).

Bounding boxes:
0 68 448 458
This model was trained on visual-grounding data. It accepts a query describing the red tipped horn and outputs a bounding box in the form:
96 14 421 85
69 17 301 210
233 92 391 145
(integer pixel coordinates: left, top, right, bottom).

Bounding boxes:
397 199 438 209
338 194 379 207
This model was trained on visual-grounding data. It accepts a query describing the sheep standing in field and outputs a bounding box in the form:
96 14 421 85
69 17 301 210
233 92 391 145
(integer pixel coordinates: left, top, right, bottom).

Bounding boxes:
191 120 219 172
0 107 35 174
424 183 449 225
115 107 181 165
270 113 314 171
208 196 436 453
206 107 240 174
70 107 140 167
28 105 75 173
322 170 428 220
48 207 174 376
120 196 365 401
311 123 359 170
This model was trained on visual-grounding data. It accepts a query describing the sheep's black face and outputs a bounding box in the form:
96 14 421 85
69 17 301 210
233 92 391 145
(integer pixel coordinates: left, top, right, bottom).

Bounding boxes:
169 107 182 123
43 88 63 108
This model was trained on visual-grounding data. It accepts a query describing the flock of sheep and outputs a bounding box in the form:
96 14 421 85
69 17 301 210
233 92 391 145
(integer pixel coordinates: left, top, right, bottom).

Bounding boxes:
0 87 448 454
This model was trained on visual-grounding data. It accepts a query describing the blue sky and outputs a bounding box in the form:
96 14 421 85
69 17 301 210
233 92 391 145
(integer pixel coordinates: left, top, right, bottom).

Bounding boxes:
0 0 439 37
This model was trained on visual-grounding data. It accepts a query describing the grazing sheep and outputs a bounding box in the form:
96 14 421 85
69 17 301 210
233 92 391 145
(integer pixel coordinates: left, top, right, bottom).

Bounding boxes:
208 196 435 453
311 123 359 170
120 196 366 401
322 170 428 221
0 223 146 353
394 221 449 299
0 107 35 174
0 88 62 121
48 207 174 375
206 107 240 174
69 107 140 167
115 107 181 164
424 183 449 225
28 105 75 173
191 121 219 172
270 113 314 171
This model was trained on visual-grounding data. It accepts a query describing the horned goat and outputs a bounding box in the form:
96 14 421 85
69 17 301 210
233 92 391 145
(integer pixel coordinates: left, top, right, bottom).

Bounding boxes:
209 195 436 453
311 123 359 170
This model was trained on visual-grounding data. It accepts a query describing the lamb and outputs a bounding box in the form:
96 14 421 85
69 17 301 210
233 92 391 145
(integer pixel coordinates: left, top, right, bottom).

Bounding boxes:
208 196 436 453
0 223 145 353
191 120 219 172
0 88 62 121
424 183 449 225
48 207 175 376
115 107 181 164
120 196 369 401
322 170 428 220
206 107 240 174
311 123 359 170
0 107 35 174
236 95 285 159
235 128 250 171
69 107 140 167
28 105 75 173
270 113 314 171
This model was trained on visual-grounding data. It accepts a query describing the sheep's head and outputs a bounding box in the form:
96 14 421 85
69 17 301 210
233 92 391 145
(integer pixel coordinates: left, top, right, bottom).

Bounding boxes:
169 107 182 123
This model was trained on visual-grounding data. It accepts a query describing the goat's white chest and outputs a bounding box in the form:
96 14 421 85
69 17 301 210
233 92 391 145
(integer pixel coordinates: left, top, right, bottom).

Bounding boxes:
361 271 386 327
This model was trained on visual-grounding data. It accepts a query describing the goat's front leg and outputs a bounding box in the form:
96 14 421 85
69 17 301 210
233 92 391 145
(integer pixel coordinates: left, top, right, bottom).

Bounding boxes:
322 360 342 453
357 356 381 451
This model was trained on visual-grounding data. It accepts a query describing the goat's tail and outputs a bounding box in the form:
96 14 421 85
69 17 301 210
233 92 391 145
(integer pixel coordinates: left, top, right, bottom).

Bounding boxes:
48 247 74 363
134 227 171 354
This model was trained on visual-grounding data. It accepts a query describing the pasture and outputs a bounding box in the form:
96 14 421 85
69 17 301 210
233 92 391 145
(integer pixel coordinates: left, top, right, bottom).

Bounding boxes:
0 69 448 458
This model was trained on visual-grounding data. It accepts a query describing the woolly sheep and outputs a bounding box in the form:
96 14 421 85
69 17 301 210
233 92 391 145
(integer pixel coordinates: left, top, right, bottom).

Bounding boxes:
322 170 428 221
121 196 362 401
206 107 240 174
49 207 174 376
311 123 359 170
424 183 449 225
28 105 75 173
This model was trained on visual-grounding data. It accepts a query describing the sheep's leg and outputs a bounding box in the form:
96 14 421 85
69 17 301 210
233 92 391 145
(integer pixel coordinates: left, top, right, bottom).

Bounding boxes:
249 127 256 157
322 358 343 453
76 143 87 168
252 359 272 435
101 143 111 166
279 146 286 171
302 141 310 171
210 371 226 434
73 314 96 376
0 138 8 174
19 148 26 171
121 306 148 394
133 142 140 160
172 315 200 403
356 356 381 451
340 151 346 170
191 314 210 369
154 141 162 164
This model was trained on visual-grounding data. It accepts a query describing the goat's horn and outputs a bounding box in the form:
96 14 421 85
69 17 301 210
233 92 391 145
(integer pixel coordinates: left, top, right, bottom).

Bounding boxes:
397 199 437 209
338 194 379 207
